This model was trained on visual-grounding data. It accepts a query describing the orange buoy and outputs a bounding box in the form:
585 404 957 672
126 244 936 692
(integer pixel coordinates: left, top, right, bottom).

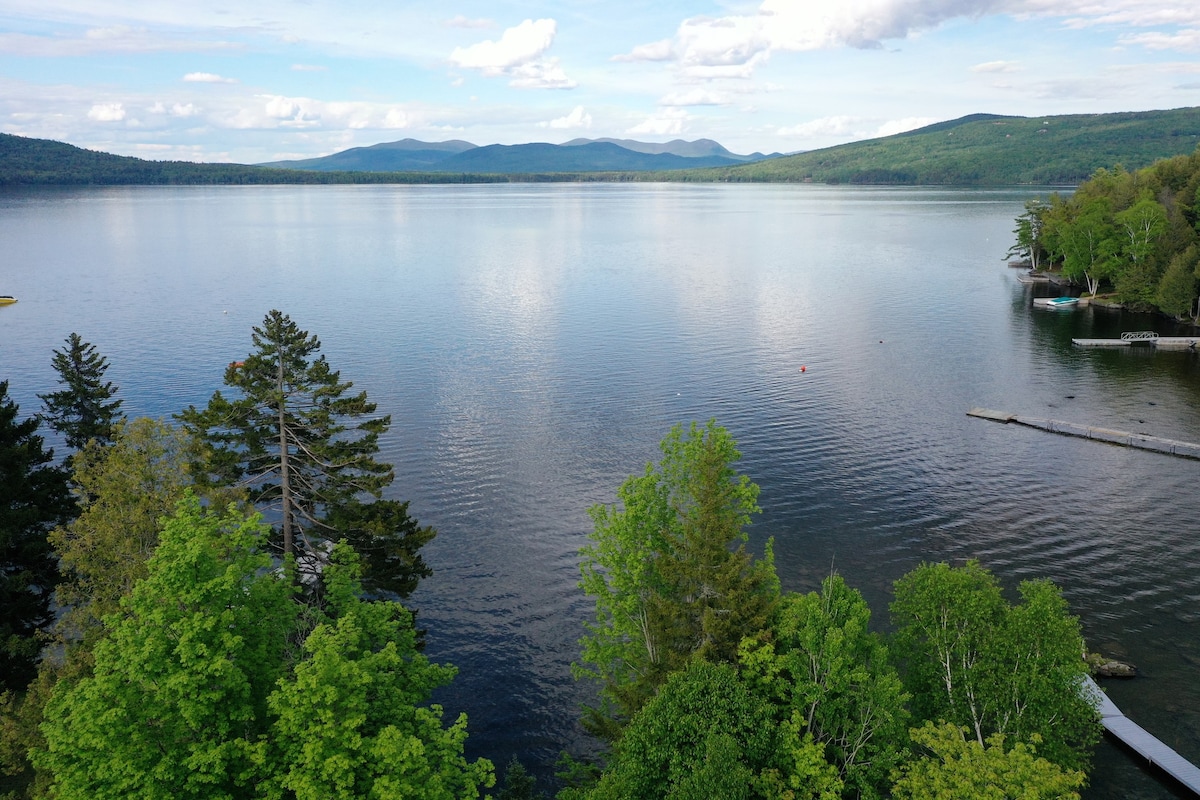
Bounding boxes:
800 366 807 373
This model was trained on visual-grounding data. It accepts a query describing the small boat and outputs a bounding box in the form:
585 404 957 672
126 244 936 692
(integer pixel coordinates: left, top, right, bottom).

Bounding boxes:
0 296 16 305
1033 296 1078 309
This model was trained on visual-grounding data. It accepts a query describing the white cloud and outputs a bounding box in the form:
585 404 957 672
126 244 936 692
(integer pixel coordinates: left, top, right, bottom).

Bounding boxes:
450 19 576 89
217 94 429 132
450 19 556 74
777 115 865 138
183 72 236 83
87 102 125 122
540 105 592 129
0 27 239 56
874 116 937 136
628 0 1200 82
612 39 674 62
660 88 732 106
628 108 689 136
509 58 577 89
291 63 327 72
775 113 938 142
1120 28 1200 51
971 59 1020 72
445 15 495 29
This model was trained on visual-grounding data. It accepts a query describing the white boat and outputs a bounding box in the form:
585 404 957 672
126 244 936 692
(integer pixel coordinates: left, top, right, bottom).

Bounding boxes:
1033 296 1079 309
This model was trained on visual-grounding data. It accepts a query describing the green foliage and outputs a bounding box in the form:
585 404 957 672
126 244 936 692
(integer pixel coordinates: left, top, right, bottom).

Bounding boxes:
37 333 124 452
35 500 490 800
1156 243 1200 319
890 722 1085 800
36 496 298 800
50 419 211 642
1005 201 1050 270
576 420 778 730
1029 148 1200 313
265 543 494 800
499 757 545 800
180 310 433 598
588 661 841 800
890 562 1100 771
0 382 74 693
1043 197 1118 295
739 575 909 798
0 421 214 797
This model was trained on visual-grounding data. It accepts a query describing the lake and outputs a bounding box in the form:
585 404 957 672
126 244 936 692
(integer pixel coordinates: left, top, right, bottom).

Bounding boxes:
2 183 1198 797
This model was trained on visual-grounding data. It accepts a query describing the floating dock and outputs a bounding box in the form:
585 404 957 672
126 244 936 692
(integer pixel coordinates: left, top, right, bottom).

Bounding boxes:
967 409 1200 460
1084 676 1200 796
1073 331 1200 349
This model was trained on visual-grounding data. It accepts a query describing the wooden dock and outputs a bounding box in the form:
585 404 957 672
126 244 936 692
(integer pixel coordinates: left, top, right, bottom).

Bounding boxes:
967 409 1200 460
1073 331 1200 349
1084 676 1200 796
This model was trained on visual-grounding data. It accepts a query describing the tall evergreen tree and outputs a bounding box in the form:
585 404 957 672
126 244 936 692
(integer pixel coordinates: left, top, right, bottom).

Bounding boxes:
0 382 74 692
577 420 778 734
37 333 123 452
179 310 433 598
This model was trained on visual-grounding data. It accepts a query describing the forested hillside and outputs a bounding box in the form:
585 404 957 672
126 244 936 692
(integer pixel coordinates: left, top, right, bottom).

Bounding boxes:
692 108 1200 185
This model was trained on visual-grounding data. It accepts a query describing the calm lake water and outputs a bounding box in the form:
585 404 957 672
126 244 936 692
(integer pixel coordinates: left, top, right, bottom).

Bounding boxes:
2 184 1199 797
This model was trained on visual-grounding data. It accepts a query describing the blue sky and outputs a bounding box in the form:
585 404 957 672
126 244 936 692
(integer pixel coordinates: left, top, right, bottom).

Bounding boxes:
1 0 1199 163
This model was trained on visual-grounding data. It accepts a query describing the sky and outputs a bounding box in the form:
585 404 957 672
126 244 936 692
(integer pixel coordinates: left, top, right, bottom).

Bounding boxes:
1 0 1199 164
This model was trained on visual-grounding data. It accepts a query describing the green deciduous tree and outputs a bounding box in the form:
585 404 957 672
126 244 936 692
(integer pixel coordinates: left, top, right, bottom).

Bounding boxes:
50 418 213 643
1156 243 1200 321
2 420 217 798
0 382 74 693
1113 196 1170 305
36 496 298 800
37 333 123 452
588 660 842 800
890 722 1085 800
180 310 433 598
1046 198 1118 296
740 575 909 799
36 498 489 800
265 543 494 800
890 562 1100 772
576 421 778 732
1006 200 1049 271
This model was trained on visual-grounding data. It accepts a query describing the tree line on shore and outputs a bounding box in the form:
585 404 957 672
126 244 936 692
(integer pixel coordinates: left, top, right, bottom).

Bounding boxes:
1009 147 1200 321
2 314 1102 798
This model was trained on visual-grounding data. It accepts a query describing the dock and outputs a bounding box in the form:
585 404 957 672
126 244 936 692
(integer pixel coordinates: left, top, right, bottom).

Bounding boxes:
1073 331 1200 349
966 409 1200 460
1084 676 1200 796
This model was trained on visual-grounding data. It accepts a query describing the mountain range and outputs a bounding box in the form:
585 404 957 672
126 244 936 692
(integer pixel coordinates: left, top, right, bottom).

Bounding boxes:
2 107 1199 186
258 138 780 173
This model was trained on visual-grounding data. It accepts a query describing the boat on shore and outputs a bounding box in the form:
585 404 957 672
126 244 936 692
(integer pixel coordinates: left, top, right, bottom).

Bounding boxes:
1033 296 1079 309
0 296 16 305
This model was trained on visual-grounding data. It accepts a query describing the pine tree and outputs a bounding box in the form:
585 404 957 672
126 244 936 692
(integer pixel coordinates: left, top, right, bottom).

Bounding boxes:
0 381 74 692
37 333 123 452
179 310 434 597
